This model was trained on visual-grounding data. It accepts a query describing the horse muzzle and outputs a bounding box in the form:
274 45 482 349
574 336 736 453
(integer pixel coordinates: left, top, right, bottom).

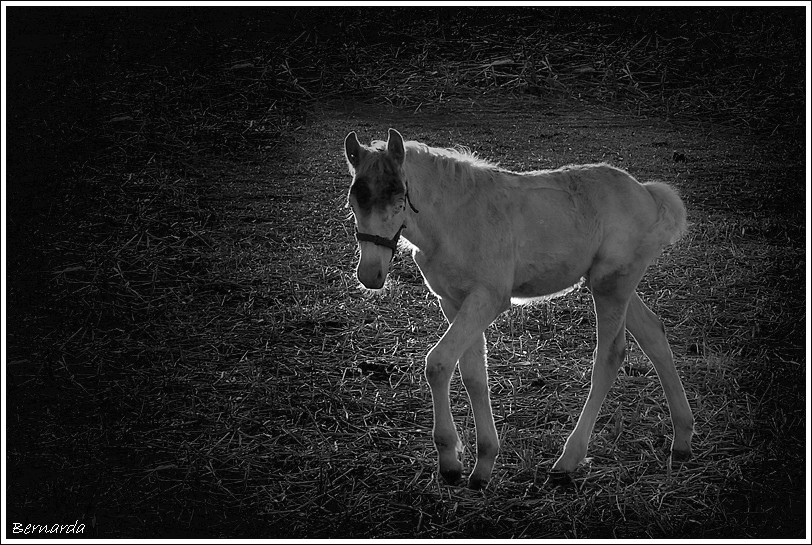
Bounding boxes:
356 250 391 289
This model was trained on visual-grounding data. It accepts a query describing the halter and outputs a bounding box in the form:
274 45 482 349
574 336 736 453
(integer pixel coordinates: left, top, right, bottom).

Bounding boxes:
354 182 419 262
355 225 405 261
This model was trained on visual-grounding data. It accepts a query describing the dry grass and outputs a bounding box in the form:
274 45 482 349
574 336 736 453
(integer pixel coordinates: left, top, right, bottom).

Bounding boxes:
5 7 806 539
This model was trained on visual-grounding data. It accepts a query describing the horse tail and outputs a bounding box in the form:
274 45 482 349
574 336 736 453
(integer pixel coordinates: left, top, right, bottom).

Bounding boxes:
643 181 688 247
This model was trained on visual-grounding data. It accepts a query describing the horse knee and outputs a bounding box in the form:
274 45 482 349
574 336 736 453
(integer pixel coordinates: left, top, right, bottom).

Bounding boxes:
596 337 626 371
425 348 454 387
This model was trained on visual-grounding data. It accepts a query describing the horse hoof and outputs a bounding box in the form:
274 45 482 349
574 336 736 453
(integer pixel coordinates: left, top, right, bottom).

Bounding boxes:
546 470 573 488
671 449 692 463
439 468 464 486
467 476 489 491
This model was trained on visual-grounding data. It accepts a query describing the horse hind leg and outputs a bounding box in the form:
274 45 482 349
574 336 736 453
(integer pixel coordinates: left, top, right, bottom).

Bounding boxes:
551 283 630 476
626 291 694 462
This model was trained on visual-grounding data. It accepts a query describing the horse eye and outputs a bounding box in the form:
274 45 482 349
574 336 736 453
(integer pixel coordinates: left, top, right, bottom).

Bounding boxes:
351 180 372 209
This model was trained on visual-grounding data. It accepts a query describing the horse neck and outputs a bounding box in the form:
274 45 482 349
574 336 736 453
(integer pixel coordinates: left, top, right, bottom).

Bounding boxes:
401 151 464 253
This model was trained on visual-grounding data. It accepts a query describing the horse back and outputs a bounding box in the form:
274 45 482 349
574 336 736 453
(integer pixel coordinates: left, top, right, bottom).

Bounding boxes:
412 162 677 305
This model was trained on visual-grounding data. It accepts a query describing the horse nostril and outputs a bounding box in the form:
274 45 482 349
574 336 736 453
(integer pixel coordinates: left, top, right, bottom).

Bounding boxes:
357 268 386 289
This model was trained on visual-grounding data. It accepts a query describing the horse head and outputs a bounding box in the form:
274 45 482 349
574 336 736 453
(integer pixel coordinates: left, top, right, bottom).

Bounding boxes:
344 128 410 289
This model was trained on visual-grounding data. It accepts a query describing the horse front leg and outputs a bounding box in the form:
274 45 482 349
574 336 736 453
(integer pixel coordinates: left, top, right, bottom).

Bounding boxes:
427 291 506 487
459 332 499 490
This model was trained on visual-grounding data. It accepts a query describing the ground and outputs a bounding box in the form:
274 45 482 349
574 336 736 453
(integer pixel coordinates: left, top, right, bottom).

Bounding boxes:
4 7 807 540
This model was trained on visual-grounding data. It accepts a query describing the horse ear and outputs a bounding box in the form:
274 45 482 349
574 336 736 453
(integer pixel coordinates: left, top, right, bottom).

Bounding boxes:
387 128 405 165
344 131 362 172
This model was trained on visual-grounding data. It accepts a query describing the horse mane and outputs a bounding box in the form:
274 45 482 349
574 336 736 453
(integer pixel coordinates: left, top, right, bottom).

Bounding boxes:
368 139 500 170
404 141 502 171
400 141 506 198
363 138 506 200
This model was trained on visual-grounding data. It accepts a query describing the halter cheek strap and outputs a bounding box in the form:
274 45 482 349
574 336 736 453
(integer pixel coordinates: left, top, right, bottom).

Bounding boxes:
404 181 419 214
355 225 405 261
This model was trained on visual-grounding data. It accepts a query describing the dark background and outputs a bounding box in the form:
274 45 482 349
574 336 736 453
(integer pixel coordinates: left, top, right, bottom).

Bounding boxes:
5 6 807 539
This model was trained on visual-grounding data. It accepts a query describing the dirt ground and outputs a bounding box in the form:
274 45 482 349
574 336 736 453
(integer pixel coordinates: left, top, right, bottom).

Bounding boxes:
8 92 806 538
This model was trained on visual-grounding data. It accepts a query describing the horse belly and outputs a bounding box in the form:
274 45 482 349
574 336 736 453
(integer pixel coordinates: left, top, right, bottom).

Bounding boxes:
509 188 598 300
510 226 595 300
511 256 588 300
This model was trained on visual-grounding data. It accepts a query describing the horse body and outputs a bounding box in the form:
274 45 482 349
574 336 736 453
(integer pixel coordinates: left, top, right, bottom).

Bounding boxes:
345 129 693 490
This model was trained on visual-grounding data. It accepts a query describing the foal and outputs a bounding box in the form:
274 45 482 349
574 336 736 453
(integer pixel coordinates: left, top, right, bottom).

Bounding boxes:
345 128 693 490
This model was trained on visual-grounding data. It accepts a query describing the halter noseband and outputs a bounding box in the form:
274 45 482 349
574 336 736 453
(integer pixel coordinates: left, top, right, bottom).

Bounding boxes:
355 225 405 261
